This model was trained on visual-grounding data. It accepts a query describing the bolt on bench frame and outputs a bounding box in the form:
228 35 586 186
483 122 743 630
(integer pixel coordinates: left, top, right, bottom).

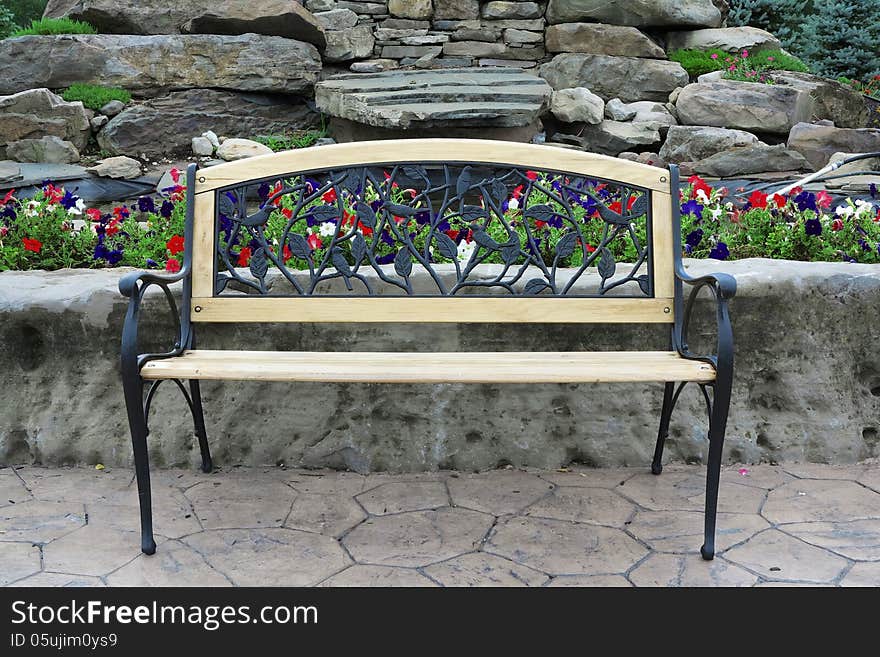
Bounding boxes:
119 139 735 561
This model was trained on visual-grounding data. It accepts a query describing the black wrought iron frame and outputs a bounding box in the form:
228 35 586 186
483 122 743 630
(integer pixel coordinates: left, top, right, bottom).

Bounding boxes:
119 161 735 561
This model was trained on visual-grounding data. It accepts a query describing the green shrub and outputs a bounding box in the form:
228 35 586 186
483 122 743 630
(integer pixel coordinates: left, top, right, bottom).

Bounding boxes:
0 7 19 39
61 84 131 111
670 49 809 80
254 128 329 152
4 1 49 26
9 16 96 37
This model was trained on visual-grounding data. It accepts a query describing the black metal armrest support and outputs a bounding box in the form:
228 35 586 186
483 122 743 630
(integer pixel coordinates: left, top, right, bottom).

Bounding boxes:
119 268 191 375
673 269 736 371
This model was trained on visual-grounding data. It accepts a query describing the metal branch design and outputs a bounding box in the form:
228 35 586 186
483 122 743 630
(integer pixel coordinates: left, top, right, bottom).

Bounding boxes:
213 164 655 298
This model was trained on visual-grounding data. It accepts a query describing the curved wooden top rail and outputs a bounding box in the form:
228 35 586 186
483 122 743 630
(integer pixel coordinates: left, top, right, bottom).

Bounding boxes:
193 139 671 195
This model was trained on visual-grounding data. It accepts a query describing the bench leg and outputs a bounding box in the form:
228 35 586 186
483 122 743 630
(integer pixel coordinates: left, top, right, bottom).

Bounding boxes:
700 377 732 561
651 382 677 475
189 379 213 473
122 374 156 556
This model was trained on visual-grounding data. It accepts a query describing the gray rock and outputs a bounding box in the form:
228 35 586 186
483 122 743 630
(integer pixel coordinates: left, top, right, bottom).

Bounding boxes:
315 9 359 30
382 18 432 30
504 29 543 45
86 155 142 179
771 72 869 130
665 27 781 54
550 87 604 125
307 0 336 11
374 27 428 40
180 1 326 49
314 137 337 146
788 122 880 170
660 125 759 163
0 161 21 184
545 23 665 58
605 98 637 121
98 100 125 117
90 114 108 131
325 25 376 62
676 80 812 135
350 59 399 73
553 120 662 156
216 138 273 161
442 41 507 58
315 67 551 130
202 130 220 148
540 54 689 102
478 58 537 69
7 136 80 164
383 45 444 59
618 151 666 168
43 0 201 34
0 89 90 158
434 0 480 20
388 0 433 20
0 34 322 96
692 143 810 177
401 35 450 46
669 87 684 104
828 152 880 175
337 1 386 14
546 0 723 27
482 2 541 19
191 136 214 156
481 18 545 30
97 89 317 158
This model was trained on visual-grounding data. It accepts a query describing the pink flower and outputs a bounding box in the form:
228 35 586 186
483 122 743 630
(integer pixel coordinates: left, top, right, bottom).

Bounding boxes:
816 190 833 210
729 65 736 72
767 56 775 62
738 468 749 476
742 49 749 58
710 53 719 60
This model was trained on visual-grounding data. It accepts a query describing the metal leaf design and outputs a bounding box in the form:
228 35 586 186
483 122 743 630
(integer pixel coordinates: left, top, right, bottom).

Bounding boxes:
386 203 417 217
596 203 629 226
402 165 428 181
351 233 367 266
435 233 458 260
330 247 351 277
311 205 338 223
456 165 472 196
629 195 648 218
524 278 549 295
288 234 310 260
357 201 377 229
500 237 520 265
598 247 616 281
472 228 500 251
249 247 268 279
524 204 555 223
242 207 272 227
219 193 237 219
461 205 487 222
637 275 651 295
394 248 413 277
490 178 507 202
556 233 578 259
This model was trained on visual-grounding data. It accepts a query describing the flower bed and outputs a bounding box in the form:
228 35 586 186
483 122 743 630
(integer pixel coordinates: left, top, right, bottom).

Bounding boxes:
669 48 809 81
1 169 879 273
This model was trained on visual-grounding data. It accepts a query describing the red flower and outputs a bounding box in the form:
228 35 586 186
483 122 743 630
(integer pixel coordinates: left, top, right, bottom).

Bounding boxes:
237 247 252 266
169 168 181 184
512 185 524 199
43 184 63 204
525 170 538 181
322 188 337 204
748 190 768 209
445 229 460 240
86 208 102 222
831 218 844 232
535 220 547 229
307 233 322 250
357 223 373 237
22 238 42 253
281 207 293 219
271 181 283 207
165 258 181 273
343 211 357 227
1 189 14 205
688 175 712 200
585 244 597 253
787 186 803 197
282 244 292 261
166 235 185 255
112 206 129 220
816 190 833 210
771 194 787 209
106 219 120 237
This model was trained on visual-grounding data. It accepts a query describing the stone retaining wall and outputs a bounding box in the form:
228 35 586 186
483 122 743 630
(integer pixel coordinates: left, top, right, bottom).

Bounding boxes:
1 259 879 471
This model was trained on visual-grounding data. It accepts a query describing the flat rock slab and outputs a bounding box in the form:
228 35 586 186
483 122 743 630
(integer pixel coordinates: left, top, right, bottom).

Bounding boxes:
629 553 758 587
723 529 849 583
423 552 548 586
315 67 551 130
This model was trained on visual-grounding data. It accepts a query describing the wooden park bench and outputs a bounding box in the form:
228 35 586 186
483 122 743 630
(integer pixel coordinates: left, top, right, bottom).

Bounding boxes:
119 139 735 561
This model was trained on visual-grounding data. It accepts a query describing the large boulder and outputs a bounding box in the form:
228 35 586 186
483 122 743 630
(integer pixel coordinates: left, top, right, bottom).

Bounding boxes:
660 125 759 163
45 0 324 42
0 89 90 158
315 67 552 130
546 0 723 27
0 34 322 96
388 0 433 20
545 23 665 58
691 143 810 177
324 25 376 62
665 27 781 54
675 80 812 135
788 123 880 170
6 136 80 164
181 1 326 49
96 89 318 158
550 87 604 124
553 120 662 155
482 2 542 19
540 54 688 102
771 72 869 130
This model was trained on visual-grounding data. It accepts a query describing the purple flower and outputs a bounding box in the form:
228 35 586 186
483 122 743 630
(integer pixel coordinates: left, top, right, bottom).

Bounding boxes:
681 200 704 219
257 182 271 200
685 229 704 248
805 218 822 236
376 253 395 265
794 190 817 212
137 196 156 213
160 200 174 219
93 243 109 260
709 241 729 260
859 239 871 251
106 248 123 265
60 190 79 210
870 183 877 199
145 258 158 268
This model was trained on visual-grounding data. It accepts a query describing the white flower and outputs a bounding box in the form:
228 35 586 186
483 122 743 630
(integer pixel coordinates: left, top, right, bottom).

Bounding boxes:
66 198 86 215
696 188 711 204
710 206 724 220
835 205 854 217
507 197 520 211
45 204 56 214
318 221 337 237
24 200 40 217
457 240 476 262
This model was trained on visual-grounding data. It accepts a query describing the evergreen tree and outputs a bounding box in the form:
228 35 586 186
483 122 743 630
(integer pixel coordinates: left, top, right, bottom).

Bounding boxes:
797 0 880 79
727 0 809 52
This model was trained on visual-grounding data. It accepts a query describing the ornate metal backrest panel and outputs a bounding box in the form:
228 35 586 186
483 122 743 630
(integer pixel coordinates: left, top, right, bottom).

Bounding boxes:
189 140 676 323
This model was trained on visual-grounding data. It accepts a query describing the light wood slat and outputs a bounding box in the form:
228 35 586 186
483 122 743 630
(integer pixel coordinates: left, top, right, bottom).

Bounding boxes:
191 192 216 298
141 350 716 383
193 139 670 194
651 191 675 301
190 296 675 323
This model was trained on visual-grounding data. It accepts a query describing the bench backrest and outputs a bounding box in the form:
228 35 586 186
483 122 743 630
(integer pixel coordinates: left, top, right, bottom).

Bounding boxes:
185 139 679 324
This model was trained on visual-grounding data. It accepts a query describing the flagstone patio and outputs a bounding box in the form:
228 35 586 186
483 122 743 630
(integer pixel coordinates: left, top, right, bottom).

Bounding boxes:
1 462 878 587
